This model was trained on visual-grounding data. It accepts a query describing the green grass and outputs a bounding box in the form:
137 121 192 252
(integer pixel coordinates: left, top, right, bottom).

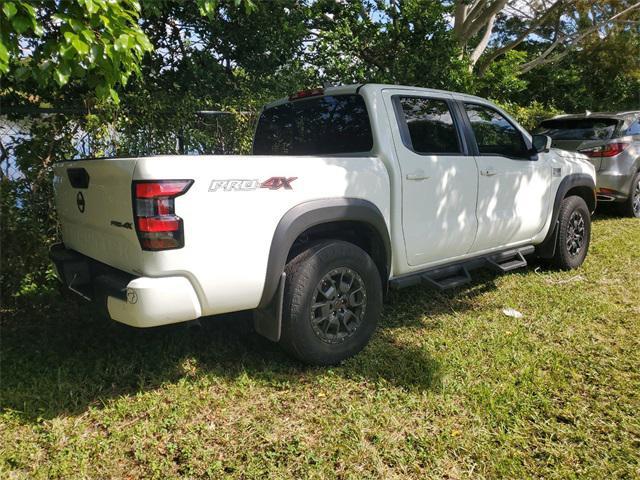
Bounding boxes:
2 213 639 479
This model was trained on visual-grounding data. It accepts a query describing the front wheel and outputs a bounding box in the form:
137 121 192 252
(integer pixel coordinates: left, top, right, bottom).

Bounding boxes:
279 240 382 365
551 195 591 270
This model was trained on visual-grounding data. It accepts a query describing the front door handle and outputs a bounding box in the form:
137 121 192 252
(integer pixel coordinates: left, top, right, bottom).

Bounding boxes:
480 167 497 177
406 173 430 181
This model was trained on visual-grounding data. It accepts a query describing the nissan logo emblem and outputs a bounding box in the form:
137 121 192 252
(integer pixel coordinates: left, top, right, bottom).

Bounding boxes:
76 191 85 213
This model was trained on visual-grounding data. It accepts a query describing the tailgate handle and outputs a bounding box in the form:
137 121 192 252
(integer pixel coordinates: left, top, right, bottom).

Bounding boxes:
67 168 90 189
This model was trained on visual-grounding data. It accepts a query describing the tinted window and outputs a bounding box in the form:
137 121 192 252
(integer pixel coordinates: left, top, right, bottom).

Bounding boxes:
626 119 640 136
253 95 373 155
538 118 619 140
397 97 460 154
465 104 528 158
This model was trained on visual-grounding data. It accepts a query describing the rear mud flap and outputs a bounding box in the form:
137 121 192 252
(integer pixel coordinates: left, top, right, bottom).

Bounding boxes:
253 272 286 342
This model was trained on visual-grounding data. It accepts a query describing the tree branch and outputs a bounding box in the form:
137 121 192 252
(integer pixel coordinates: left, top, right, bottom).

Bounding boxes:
518 1 640 73
470 13 496 65
453 1 469 39
476 0 565 74
460 0 508 41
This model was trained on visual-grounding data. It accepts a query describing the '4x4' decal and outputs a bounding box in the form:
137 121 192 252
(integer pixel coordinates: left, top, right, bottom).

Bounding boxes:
209 177 297 192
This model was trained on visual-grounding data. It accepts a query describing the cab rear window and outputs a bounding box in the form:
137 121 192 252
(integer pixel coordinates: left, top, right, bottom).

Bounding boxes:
253 94 373 155
538 118 620 140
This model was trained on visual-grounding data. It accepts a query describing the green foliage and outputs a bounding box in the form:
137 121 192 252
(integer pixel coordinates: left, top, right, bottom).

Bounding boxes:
476 51 528 103
494 100 563 132
310 0 473 92
518 29 640 112
0 0 153 103
195 0 256 17
109 0 312 156
0 115 80 304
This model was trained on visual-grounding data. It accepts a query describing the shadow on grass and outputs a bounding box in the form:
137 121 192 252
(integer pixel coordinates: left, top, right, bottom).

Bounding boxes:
1 288 446 422
4 247 574 423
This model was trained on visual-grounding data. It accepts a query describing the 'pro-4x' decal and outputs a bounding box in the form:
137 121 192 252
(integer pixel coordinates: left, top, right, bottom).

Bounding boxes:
208 177 298 192
259 177 297 190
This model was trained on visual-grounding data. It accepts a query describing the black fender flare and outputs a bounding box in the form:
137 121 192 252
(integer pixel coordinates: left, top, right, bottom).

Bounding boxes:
258 197 391 309
536 173 596 258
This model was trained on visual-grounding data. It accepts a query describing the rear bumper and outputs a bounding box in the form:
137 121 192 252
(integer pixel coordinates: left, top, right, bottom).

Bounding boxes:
596 171 634 202
50 244 202 328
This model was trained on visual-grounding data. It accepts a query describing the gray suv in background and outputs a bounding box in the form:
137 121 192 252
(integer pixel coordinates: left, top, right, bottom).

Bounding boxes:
538 111 640 217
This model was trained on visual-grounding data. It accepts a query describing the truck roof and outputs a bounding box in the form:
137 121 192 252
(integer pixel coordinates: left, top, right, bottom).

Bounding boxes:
263 83 489 110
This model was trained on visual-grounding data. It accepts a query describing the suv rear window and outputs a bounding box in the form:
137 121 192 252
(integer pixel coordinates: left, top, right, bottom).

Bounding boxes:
253 94 373 155
538 118 619 140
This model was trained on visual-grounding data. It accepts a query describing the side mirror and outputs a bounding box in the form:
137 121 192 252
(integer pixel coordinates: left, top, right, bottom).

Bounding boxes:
532 134 552 153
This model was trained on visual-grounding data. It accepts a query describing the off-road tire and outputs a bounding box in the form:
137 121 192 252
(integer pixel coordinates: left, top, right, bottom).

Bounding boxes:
279 240 382 365
551 195 591 270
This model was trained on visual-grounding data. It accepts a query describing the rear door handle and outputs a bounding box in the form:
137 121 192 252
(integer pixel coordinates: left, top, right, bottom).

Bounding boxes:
480 168 497 177
406 173 430 181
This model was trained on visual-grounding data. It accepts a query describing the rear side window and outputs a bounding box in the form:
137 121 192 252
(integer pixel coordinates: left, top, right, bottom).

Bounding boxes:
464 103 528 158
397 97 461 154
538 118 619 140
626 119 640 136
253 94 373 155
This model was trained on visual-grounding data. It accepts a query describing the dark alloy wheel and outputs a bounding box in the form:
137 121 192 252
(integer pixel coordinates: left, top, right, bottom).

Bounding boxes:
566 210 586 257
552 195 591 270
279 240 382 365
310 267 367 344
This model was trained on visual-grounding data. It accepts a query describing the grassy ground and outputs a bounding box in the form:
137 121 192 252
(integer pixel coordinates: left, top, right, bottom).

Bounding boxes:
1 212 639 479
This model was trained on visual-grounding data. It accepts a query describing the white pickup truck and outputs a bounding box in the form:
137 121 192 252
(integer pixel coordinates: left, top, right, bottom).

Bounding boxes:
51 84 596 365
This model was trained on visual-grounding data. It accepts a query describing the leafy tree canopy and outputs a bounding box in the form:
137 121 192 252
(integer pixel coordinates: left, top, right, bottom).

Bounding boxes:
1 0 154 103
0 0 255 103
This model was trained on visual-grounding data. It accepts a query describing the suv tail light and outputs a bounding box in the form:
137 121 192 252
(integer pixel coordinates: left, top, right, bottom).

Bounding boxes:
579 142 629 158
133 180 193 250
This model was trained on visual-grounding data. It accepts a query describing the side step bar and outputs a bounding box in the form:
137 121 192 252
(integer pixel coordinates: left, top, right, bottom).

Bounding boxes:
422 266 471 291
486 251 527 273
390 246 534 291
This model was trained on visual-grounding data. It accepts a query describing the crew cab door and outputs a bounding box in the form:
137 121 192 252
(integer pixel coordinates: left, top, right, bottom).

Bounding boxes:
460 102 552 253
383 91 478 266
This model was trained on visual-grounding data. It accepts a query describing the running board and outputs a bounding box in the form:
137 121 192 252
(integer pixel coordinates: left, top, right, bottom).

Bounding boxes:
422 266 471 291
486 251 527 273
389 246 535 291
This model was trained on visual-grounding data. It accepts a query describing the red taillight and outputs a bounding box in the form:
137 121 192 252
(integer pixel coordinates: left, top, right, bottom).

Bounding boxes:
133 180 193 251
137 217 181 232
288 87 324 101
579 142 629 158
135 181 193 198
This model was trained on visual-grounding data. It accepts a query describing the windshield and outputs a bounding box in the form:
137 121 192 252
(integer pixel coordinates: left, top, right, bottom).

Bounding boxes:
538 118 619 141
253 94 373 155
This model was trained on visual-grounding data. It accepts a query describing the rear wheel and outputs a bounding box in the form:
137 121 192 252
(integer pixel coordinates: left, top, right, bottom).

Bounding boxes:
551 195 591 270
279 240 382 365
618 171 640 218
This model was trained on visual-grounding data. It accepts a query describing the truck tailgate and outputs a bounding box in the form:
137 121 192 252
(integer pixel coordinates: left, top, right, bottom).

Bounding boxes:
53 159 141 273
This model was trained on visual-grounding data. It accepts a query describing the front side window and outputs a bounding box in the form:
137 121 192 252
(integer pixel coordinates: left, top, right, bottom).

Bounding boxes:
397 97 461 154
253 94 373 155
465 104 528 158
